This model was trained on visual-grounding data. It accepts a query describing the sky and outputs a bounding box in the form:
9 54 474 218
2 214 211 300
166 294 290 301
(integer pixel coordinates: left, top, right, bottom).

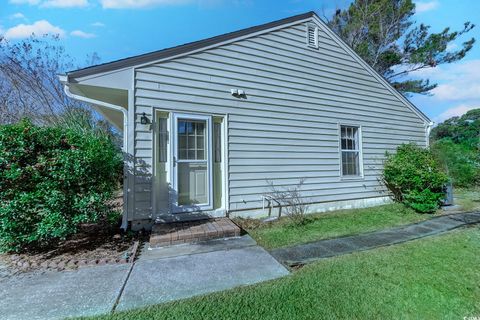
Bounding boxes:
0 0 479 123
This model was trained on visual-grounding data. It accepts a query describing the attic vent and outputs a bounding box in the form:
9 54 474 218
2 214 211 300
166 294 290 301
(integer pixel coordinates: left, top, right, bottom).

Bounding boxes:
306 24 319 48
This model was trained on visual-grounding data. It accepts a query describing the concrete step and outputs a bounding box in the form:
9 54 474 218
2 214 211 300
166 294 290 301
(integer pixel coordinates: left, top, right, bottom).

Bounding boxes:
150 218 242 248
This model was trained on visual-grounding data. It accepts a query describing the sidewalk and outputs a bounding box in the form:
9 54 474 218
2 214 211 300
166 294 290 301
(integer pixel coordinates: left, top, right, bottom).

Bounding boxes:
271 211 480 267
0 235 288 320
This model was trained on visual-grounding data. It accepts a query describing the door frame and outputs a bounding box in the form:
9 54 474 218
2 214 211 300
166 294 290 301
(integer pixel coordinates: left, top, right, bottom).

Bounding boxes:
170 112 213 213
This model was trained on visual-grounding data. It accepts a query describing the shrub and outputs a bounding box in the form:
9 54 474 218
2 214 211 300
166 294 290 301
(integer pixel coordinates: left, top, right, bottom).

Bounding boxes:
431 139 480 187
266 178 310 225
0 119 123 252
382 143 448 213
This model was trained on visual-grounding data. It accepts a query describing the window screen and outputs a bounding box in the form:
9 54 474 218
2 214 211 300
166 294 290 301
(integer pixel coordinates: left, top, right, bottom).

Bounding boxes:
340 126 361 176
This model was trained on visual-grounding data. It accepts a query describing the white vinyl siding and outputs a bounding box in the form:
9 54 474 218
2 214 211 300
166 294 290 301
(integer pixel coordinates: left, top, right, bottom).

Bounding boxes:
131 19 427 219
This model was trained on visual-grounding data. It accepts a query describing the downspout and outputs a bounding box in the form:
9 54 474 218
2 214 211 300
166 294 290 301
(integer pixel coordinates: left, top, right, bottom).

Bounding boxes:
425 121 434 147
63 84 130 231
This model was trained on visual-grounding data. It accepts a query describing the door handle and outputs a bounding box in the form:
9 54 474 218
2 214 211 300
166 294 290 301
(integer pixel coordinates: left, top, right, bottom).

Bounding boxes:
173 156 177 167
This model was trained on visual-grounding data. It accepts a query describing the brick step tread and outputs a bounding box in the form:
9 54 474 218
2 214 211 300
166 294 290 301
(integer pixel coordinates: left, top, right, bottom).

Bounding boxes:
150 218 241 248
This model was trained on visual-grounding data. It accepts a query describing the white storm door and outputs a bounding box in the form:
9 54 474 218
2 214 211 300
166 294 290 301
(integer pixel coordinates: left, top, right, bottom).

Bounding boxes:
172 113 213 212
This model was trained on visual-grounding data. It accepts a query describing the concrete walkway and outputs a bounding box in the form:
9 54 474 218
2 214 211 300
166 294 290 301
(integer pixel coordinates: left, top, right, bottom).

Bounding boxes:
271 211 480 267
0 235 288 320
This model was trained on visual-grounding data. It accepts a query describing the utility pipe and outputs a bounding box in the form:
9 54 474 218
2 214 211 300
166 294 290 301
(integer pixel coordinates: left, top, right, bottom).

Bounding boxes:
425 121 434 147
63 84 130 230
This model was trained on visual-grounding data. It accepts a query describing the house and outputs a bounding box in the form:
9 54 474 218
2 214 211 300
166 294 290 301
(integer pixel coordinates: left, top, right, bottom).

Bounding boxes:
60 11 432 231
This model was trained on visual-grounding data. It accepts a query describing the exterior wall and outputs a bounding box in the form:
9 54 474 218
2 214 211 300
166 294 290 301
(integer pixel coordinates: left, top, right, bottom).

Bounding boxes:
131 19 428 221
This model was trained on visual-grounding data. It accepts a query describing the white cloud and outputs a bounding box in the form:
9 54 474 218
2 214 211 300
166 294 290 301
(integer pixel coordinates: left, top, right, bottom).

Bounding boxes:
412 60 480 101
100 0 191 9
91 22 105 27
41 0 88 7
434 105 478 123
70 29 96 38
446 43 459 52
415 1 439 13
9 0 88 7
10 12 26 20
9 0 40 4
4 20 65 39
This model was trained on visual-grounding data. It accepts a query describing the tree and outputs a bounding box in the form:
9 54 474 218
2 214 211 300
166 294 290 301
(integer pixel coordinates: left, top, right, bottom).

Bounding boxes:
327 0 475 95
0 35 118 142
0 35 76 124
430 109 480 187
430 108 480 147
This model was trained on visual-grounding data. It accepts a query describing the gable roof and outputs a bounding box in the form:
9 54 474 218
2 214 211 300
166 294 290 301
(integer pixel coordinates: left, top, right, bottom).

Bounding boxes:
66 11 430 123
66 11 315 80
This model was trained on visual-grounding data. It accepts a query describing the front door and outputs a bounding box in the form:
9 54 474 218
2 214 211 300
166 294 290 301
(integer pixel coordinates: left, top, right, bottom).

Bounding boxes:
172 113 213 212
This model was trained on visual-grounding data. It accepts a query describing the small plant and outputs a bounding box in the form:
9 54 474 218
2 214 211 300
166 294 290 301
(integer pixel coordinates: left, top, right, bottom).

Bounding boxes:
266 178 310 225
382 143 448 213
0 119 123 252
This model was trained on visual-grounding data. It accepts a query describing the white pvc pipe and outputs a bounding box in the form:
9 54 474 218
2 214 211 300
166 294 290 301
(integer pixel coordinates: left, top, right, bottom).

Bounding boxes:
426 121 434 147
63 84 129 230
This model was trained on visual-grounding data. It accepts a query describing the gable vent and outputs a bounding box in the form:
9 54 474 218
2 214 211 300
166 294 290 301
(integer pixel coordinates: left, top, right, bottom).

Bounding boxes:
306 24 318 48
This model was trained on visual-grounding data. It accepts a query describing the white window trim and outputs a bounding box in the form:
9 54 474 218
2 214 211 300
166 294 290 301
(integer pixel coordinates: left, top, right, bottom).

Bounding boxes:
306 23 319 49
338 123 364 180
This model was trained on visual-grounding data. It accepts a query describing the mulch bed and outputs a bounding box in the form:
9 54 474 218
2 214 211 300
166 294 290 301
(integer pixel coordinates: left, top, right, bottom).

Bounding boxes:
0 222 147 274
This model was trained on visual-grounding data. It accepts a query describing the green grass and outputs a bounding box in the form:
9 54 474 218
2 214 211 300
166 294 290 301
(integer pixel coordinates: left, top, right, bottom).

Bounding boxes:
87 227 480 320
454 188 480 212
236 203 431 249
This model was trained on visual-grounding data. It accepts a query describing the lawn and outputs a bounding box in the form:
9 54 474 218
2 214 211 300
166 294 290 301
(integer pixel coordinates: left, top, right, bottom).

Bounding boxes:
454 187 480 212
235 203 431 249
87 227 480 320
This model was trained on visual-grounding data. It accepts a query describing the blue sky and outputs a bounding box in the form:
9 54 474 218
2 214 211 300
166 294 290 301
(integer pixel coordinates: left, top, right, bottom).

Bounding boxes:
1 0 479 123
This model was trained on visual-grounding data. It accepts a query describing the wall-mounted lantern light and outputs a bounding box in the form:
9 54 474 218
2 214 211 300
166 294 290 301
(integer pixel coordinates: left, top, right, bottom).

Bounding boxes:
230 88 246 98
140 112 150 125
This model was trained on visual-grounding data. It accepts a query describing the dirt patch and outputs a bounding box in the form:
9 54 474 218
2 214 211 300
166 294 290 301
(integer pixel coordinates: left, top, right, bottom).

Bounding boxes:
1 222 147 274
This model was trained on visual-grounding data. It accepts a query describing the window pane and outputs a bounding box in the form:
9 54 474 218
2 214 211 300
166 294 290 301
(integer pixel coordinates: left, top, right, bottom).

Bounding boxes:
178 119 208 160
158 117 168 163
179 149 187 159
187 136 195 149
342 150 360 176
196 136 204 151
196 122 205 135
214 122 222 163
186 122 194 134
178 121 186 134
179 135 186 149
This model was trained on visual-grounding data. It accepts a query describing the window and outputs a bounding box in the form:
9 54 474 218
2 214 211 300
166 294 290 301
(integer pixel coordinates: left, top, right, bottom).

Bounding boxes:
178 120 206 160
214 122 222 163
340 125 362 177
158 117 168 162
306 24 318 48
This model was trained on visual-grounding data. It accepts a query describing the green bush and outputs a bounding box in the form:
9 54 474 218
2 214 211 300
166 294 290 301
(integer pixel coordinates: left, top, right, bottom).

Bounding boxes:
382 143 448 213
431 139 480 187
0 119 123 252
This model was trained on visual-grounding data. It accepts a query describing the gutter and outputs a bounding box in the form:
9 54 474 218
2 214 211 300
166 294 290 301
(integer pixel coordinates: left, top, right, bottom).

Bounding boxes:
63 82 130 231
426 121 434 147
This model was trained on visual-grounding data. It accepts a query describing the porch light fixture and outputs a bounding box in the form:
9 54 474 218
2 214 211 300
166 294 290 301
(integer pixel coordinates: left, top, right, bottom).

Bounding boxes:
230 88 246 98
140 112 150 125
